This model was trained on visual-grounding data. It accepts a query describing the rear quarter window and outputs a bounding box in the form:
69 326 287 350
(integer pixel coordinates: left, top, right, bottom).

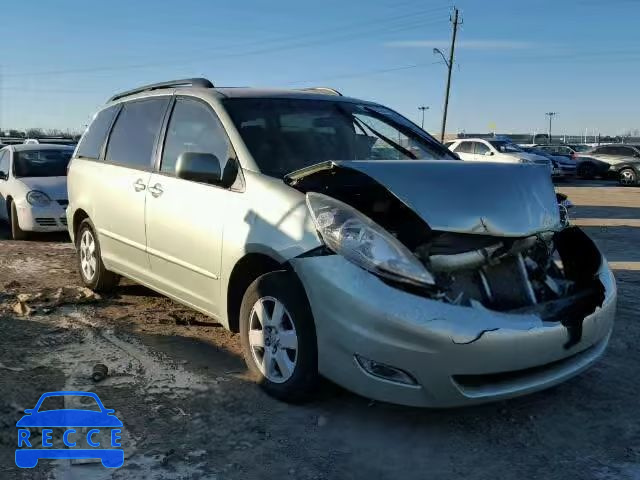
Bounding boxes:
75 105 120 159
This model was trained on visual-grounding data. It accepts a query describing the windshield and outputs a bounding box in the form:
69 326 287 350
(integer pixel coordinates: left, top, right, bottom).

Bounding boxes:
14 149 72 177
223 98 456 177
489 141 523 153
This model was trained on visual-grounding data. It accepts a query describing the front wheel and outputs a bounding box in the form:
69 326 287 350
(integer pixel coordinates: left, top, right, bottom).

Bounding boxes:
10 202 27 240
619 168 638 186
240 271 318 403
76 219 119 292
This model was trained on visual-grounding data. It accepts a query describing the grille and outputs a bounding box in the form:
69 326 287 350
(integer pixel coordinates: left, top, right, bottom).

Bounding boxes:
57 200 69 207
60 217 67 226
35 218 57 226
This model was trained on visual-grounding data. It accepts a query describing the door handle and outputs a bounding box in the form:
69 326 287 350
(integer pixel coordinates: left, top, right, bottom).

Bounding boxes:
148 183 163 198
134 179 146 192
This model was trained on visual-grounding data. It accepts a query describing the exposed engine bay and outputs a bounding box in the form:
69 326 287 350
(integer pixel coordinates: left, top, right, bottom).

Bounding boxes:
287 161 606 348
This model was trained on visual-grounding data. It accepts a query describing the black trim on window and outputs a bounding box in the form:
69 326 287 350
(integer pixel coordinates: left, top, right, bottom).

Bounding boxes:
97 103 123 162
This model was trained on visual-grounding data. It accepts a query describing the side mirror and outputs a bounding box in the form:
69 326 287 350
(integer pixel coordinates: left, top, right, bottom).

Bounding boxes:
484 151 494 156
176 152 222 185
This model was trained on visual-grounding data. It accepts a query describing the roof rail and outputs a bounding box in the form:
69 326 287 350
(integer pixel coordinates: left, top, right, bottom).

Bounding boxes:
108 78 214 102
299 87 343 96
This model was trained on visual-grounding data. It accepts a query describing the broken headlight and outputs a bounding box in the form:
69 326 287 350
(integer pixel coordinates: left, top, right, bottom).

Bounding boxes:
306 192 435 287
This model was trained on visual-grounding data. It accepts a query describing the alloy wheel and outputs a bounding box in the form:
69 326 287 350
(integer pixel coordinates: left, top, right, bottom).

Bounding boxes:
79 229 97 282
248 296 298 383
620 169 637 186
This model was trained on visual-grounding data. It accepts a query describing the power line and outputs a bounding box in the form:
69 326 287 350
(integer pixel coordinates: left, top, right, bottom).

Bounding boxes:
285 61 441 85
3 8 450 79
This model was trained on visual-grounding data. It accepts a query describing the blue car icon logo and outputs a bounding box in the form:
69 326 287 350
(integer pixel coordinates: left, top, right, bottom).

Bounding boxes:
16 391 123 468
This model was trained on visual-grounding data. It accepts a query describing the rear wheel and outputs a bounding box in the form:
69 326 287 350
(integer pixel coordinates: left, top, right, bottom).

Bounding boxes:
577 162 596 179
10 202 27 240
240 271 318 403
619 168 637 186
76 219 119 292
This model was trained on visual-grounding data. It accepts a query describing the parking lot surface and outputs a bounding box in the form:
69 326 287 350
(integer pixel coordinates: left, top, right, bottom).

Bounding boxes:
1 181 638 480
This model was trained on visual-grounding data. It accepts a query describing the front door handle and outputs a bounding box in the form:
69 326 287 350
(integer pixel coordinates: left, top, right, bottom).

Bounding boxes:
134 179 146 192
148 183 163 198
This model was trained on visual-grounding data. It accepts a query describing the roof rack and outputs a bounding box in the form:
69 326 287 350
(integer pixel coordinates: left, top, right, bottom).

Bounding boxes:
108 78 214 102
299 87 343 96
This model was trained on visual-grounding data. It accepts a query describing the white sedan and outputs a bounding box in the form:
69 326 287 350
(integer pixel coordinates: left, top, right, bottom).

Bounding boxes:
446 138 552 168
0 144 73 239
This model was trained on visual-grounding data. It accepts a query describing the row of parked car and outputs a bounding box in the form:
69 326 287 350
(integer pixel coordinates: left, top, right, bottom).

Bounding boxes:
445 138 640 185
0 78 617 409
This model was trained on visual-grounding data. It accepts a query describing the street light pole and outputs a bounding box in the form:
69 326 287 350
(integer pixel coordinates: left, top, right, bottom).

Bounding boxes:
418 105 429 129
545 112 557 143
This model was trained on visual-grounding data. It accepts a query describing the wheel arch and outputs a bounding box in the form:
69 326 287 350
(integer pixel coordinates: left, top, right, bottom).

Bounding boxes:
72 208 90 239
226 252 293 333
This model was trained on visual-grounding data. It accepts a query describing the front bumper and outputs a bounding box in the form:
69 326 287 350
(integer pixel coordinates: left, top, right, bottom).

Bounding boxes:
15 200 68 232
291 254 616 407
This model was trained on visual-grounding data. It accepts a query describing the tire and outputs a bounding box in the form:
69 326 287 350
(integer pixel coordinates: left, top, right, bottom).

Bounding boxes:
577 162 596 179
76 219 119 292
619 168 638 186
10 201 28 240
240 271 318 403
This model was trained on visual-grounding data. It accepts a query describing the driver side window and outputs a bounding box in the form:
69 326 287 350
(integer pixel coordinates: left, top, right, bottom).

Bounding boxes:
161 97 236 180
474 142 490 155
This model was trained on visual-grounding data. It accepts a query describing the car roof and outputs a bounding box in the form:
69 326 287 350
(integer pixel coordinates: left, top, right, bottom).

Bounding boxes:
454 138 492 142
11 144 75 152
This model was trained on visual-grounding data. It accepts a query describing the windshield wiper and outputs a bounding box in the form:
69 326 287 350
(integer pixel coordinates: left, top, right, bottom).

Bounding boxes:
335 104 418 160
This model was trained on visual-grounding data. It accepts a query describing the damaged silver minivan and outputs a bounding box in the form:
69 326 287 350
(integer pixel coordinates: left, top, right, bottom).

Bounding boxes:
67 78 616 407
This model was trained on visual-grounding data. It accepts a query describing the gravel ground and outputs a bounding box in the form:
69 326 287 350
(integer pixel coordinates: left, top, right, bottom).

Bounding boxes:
0 180 639 480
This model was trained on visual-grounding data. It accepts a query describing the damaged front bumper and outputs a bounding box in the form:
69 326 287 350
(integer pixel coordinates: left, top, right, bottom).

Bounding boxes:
290 253 616 408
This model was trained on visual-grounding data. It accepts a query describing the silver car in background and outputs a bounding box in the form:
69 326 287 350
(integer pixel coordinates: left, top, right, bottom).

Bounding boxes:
66 78 616 407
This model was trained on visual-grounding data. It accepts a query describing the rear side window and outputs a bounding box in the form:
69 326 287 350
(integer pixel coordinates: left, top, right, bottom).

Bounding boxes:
75 105 119 159
454 141 473 154
595 146 614 155
105 97 169 170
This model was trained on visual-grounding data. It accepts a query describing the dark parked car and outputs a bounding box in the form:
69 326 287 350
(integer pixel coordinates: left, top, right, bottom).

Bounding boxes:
521 147 576 179
534 145 612 179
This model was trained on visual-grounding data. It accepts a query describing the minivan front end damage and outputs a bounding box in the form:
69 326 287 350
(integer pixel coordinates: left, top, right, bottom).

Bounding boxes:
286 160 616 407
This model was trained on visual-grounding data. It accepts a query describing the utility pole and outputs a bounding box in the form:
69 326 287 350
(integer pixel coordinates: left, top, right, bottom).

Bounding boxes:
545 112 557 143
418 105 429 129
438 7 461 143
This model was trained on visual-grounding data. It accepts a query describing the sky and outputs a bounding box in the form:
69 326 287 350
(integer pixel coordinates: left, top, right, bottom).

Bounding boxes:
1 0 639 136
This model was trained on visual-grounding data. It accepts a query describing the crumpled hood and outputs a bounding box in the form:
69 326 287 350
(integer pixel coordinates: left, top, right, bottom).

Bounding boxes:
287 160 562 237
17 176 67 200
